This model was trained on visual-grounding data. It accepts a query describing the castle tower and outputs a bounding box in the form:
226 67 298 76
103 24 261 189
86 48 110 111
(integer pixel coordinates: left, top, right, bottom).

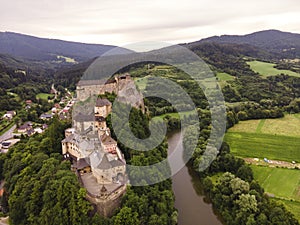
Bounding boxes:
95 98 112 118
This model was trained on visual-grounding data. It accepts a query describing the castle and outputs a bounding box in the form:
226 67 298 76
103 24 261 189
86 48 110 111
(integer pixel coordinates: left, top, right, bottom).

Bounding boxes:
62 96 126 217
62 74 146 216
76 74 145 112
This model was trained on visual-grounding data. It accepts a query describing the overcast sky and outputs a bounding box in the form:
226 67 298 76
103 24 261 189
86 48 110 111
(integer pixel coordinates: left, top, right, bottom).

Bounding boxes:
0 0 300 46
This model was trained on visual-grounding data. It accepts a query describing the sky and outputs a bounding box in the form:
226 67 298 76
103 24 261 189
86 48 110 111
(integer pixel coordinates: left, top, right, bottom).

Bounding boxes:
0 0 300 46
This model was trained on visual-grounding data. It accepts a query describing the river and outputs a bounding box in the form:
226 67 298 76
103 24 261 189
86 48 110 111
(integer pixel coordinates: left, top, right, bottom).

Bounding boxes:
168 131 222 225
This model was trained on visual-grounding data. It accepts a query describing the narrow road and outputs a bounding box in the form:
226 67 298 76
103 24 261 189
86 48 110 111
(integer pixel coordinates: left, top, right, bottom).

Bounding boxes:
0 125 16 142
51 83 58 100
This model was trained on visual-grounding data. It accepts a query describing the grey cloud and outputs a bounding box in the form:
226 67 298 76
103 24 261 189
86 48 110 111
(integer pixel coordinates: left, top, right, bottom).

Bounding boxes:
0 0 299 45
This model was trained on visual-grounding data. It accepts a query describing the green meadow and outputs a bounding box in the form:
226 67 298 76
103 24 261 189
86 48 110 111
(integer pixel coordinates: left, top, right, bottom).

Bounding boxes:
225 132 300 162
36 93 54 100
216 72 235 81
251 165 300 201
251 165 300 222
225 114 300 162
247 60 300 77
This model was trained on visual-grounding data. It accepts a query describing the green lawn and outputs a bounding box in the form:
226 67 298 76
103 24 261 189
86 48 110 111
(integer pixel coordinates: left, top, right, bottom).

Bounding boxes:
216 72 235 81
247 60 300 77
251 165 300 201
225 132 300 162
36 93 54 100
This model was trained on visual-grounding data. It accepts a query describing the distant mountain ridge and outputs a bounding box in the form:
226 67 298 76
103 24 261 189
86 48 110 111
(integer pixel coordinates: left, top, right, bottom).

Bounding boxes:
196 29 300 58
0 32 131 62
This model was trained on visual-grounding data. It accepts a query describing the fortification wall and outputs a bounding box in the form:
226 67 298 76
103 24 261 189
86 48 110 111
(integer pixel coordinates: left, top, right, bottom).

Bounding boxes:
86 185 126 217
76 84 105 101
76 76 144 112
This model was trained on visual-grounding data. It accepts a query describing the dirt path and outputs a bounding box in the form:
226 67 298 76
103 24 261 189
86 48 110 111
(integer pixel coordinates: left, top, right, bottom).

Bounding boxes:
244 158 300 169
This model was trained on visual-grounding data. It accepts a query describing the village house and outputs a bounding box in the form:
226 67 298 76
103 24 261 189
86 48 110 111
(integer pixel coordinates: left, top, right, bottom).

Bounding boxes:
40 113 53 120
51 107 57 113
14 69 26 75
17 121 34 136
34 127 44 134
2 111 16 120
54 103 61 109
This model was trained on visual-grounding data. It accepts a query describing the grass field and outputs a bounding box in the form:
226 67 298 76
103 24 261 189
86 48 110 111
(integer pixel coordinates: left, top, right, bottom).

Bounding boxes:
225 114 300 161
251 165 300 221
225 132 300 162
251 165 300 200
229 114 300 137
216 72 235 81
36 93 54 100
227 114 300 221
247 60 300 77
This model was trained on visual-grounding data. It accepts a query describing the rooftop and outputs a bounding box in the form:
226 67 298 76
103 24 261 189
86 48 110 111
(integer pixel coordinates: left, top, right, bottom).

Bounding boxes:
73 112 94 122
80 172 124 196
95 116 105 122
95 98 111 107
72 157 91 169
97 154 111 170
101 134 117 146
18 121 33 130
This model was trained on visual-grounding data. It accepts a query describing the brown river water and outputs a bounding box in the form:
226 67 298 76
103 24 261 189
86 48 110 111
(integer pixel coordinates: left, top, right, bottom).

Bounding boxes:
168 131 222 225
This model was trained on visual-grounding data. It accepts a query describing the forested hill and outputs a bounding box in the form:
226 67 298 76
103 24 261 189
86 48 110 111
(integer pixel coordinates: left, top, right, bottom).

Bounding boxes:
0 32 132 62
53 57 96 90
192 30 300 59
183 42 270 76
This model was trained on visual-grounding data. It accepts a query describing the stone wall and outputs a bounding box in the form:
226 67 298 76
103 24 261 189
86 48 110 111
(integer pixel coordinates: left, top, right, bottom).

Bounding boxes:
76 75 145 112
76 83 105 101
85 185 126 217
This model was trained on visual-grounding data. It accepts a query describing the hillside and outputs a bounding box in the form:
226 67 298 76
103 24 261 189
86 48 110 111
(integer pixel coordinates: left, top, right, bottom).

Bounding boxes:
0 32 132 62
198 30 300 59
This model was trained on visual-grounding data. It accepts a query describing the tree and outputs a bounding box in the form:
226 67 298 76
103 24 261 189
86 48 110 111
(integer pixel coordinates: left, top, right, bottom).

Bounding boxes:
114 207 139 225
235 194 258 214
230 177 250 196
236 165 253 182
